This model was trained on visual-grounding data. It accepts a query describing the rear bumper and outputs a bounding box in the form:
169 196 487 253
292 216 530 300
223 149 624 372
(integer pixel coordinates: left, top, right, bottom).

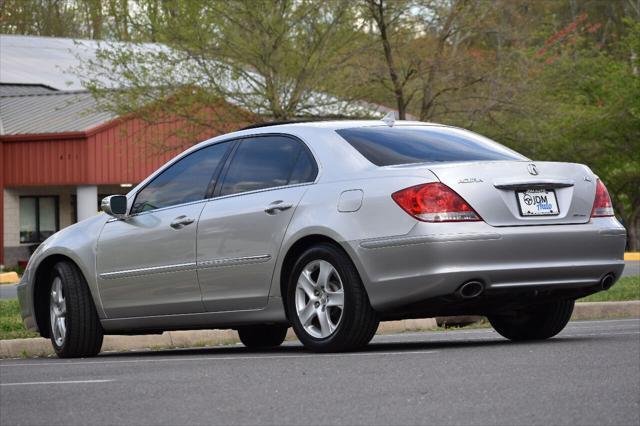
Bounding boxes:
350 217 626 312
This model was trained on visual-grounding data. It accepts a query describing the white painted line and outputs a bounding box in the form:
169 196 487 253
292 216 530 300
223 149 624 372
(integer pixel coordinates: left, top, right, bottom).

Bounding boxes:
0 350 438 368
1 379 113 387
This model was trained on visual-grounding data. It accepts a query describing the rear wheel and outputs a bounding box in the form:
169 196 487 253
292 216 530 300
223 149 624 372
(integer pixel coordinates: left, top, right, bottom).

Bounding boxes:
488 300 575 341
286 243 379 352
48 261 104 358
237 325 288 348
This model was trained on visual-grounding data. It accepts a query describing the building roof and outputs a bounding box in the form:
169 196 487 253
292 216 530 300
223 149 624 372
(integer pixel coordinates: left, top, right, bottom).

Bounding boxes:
0 35 151 91
0 35 138 136
0 83 58 96
0 90 115 135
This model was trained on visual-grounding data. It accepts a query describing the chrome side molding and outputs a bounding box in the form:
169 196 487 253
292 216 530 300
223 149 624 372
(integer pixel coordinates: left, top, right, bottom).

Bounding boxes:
197 254 272 269
99 262 197 280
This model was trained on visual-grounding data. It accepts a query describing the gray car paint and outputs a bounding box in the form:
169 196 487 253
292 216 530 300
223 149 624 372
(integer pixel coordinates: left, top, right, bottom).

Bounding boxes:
17 120 627 335
96 201 207 317
196 184 309 312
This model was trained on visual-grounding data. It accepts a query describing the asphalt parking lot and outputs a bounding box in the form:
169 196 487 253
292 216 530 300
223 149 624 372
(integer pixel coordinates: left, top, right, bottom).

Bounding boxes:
1 319 638 426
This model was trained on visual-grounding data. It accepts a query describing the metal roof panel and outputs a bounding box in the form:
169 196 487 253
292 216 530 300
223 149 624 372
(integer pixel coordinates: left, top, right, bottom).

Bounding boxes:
0 91 115 135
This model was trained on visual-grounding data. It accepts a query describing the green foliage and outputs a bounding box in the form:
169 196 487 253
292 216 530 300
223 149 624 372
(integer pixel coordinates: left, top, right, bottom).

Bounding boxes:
476 18 640 248
0 300 39 340
579 275 640 302
0 265 24 275
76 0 372 133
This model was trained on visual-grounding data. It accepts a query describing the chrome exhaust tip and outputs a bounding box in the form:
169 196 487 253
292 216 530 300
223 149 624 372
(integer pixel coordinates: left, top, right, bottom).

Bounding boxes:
456 281 485 299
600 274 615 290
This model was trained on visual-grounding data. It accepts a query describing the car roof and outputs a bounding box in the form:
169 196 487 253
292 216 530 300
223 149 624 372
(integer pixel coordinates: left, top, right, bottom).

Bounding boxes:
224 120 456 140
246 119 444 130
190 120 462 155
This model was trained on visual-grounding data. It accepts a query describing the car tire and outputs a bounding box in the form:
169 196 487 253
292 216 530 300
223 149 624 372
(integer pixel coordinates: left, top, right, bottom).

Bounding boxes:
48 261 104 358
488 299 575 341
237 325 288 348
286 243 379 352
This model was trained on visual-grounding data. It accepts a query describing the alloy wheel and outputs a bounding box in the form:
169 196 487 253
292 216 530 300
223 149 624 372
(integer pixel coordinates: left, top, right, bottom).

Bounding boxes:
49 277 67 347
295 259 345 339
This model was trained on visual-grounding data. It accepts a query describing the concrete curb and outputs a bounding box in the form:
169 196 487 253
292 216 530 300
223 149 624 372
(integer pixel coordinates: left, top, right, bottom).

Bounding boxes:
1 302 638 358
0 318 437 358
571 300 640 320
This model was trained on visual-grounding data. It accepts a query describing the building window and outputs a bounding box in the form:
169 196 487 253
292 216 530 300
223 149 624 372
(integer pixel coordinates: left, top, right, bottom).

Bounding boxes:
19 196 59 243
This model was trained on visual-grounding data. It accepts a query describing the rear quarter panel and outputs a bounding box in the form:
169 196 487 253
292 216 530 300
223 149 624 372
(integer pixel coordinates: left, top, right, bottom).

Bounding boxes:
270 173 439 298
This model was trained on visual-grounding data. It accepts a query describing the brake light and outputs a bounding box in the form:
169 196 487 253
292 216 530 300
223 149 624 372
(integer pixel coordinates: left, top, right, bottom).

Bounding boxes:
591 179 614 217
392 183 481 222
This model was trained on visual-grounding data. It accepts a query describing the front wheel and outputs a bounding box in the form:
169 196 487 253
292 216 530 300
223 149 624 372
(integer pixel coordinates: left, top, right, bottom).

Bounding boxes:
286 243 379 352
488 299 575 341
49 261 104 358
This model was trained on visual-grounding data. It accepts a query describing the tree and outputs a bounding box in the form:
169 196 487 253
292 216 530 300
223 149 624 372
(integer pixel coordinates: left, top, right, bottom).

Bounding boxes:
359 0 517 124
74 0 371 139
475 15 640 249
363 0 416 119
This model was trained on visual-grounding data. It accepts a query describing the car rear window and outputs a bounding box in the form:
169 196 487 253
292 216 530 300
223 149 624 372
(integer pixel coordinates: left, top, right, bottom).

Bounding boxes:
335 126 525 166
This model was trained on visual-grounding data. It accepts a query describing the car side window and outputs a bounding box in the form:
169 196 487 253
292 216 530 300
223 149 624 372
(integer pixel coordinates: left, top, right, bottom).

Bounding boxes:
289 146 317 185
131 142 231 214
219 136 316 196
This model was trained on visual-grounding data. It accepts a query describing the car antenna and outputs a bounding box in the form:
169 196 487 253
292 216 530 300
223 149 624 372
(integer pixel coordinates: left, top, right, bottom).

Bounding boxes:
381 111 396 127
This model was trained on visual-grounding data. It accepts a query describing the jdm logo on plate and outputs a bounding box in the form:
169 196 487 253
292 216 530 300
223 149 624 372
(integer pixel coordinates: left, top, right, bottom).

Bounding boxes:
516 189 559 216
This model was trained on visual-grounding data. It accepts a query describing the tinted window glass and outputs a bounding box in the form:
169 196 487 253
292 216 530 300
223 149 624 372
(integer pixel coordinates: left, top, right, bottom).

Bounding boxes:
289 148 317 185
132 142 230 213
220 136 314 196
336 126 525 166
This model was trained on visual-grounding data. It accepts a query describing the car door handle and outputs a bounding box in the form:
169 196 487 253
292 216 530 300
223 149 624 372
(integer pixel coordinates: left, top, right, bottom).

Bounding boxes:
264 201 293 215
170 215 195 229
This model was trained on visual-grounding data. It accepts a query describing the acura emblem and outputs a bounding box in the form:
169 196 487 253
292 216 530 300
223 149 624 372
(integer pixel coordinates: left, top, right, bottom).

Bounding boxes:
527 164 539 176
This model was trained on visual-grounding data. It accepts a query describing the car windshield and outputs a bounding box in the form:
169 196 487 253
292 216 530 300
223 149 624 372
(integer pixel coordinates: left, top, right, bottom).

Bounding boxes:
335 125 526 166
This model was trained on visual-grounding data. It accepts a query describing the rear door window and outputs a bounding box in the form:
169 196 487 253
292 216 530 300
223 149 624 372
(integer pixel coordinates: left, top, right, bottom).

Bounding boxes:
336 126 525 166
219 135 316 196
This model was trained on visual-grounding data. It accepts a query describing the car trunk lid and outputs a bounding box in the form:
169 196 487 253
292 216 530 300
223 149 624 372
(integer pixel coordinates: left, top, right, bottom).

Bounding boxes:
422 161 597 226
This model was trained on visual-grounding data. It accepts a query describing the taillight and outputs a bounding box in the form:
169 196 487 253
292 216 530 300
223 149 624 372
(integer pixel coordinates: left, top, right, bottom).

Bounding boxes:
391 183 481 222
591 179 614 217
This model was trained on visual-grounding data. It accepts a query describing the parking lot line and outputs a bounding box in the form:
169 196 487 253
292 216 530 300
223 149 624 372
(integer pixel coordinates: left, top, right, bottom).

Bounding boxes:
1 379 114 387
0 349 439 368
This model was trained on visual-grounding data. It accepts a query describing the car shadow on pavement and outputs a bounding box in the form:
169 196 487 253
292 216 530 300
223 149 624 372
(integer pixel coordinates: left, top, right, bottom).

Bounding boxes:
94 334 586 359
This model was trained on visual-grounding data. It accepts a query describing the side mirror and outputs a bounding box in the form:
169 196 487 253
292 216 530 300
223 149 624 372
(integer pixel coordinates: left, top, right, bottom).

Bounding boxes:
101 195 128 219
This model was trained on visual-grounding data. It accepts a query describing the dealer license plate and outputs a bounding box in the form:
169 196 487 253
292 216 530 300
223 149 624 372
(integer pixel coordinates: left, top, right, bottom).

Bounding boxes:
516 189 560 216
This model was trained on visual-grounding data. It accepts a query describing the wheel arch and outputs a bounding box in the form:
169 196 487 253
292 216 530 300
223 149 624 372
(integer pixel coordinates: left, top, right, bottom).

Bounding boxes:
277 233 368 318
32 254 82 338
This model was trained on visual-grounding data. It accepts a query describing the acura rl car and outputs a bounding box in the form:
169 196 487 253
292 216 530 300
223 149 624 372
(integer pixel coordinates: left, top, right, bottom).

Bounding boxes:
17 118 626 357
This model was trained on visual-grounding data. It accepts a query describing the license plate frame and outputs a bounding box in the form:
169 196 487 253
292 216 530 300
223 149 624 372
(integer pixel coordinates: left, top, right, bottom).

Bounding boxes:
515 189 560 217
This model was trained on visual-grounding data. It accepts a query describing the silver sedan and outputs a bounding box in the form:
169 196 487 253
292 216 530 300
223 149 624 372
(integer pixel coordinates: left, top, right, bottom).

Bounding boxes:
17 119 626 357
